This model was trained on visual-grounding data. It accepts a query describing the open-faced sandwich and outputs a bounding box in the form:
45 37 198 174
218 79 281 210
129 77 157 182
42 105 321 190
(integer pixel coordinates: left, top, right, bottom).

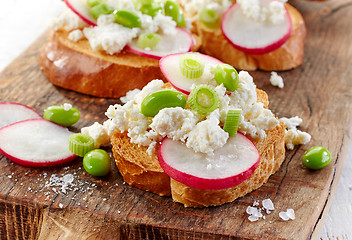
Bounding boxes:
82 52 287 207
39 0 197 98
179 0 306 71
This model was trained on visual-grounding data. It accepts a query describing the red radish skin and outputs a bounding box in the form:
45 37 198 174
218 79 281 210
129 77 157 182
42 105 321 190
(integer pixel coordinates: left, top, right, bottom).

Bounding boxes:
158 133 260 190
0 119 77 167
126 28 194 60
0 102 42 129
221 2 292 55
64 0 97 26
159 52 223 95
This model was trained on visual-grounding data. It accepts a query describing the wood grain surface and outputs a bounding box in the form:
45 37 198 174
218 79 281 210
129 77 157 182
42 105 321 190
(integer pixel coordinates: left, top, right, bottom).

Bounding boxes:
0 0 351 239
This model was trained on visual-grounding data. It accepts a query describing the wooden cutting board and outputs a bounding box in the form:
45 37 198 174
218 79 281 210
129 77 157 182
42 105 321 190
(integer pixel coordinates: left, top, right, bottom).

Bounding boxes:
0 1 351 239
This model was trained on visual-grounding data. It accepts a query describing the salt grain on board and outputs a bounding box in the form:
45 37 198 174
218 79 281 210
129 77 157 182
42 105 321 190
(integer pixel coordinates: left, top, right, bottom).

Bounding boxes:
279 209 295 221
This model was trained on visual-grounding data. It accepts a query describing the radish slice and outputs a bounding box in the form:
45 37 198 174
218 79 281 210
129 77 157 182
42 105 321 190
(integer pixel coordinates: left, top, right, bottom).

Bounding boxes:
221 2 292 55
64 0 97 26
0 103 42 129
159 52 222 94
126 28 194 60
0 119 76 167
158 133 260 190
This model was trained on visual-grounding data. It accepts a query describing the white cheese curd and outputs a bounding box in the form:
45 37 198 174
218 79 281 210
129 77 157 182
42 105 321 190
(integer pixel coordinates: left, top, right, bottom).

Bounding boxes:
186 110 229 154
280 116 311 150
105 71 279 155
270 71 284 88
150 107 199 142
230 71 279 139
179 0 232 18
120 89 141 104
237 0 286 24
68 29 83 42
280 116 302 129
55 9 88 31
140 13 177 36
81 122 110 148
83 15 139 55
105 80 165 149
284 129 311 150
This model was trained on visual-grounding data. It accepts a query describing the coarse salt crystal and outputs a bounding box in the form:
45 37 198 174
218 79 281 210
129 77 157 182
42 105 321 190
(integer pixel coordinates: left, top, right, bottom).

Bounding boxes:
262 199 275 213
279 209 295 221
64 103 72 111
59 203 63 208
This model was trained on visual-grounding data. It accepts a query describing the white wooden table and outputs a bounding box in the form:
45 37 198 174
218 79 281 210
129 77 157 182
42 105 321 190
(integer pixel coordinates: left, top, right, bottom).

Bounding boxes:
0 0 351 239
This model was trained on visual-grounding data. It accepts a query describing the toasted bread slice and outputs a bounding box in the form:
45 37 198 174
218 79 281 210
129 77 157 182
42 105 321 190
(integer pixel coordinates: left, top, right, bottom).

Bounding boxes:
39 29 165 98
195 4 306 71
111 88 286 207
39 29 202 98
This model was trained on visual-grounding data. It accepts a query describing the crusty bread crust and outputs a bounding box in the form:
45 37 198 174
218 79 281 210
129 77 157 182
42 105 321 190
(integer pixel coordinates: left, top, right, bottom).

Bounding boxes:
39 29 165 98
111 88 286 207
195 4 306 71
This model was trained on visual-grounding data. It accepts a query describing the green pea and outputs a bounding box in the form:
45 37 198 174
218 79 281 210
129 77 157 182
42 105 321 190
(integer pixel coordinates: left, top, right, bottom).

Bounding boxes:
114 10 141 28
199 9 220 29
83 149 111 176
214 64 239 91
137 33 162 50
43 105 80 127
141 90 187 117
164 0 186 27
302 146 331 170
89 3 114 19
140 3 162 17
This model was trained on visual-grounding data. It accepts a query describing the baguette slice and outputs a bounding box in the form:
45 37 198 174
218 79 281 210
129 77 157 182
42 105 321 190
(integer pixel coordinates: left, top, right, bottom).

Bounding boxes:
111 88 286 207
195 4 306 71
39 29 201 98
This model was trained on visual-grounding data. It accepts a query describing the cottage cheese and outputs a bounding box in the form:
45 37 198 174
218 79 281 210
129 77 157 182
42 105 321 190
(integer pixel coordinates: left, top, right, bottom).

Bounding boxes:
237 0 287 24
81 122 110 148
57 1 177 55
150 107 199 142
270 71 284 88
280 116 311 150
186 110 229 154
179 0 232 18
55 9 88 31
68 29 83 42
90 70 280 155
230 71 279 139
83 15 139 55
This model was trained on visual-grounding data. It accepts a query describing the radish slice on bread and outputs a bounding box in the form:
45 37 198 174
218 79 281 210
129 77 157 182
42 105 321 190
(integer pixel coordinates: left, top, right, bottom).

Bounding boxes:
222 1 292 55
158 133 260 190
65 0 97 26
0 119 76 167
0 102 42 128
159 52 222 95
127 28 194 60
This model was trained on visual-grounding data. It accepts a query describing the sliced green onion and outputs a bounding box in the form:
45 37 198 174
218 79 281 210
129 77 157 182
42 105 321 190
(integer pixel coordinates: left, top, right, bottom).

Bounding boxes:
69 133 94 157
164 0 186 27
214 63 239 91
137 33 162 50
114 10 141 28
141 89 187 117
199 9 220 29
87 0 101 8
179 54 205 79
89 3 114 19
188 85 220 115
140 3 162 17
223 109 242 137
